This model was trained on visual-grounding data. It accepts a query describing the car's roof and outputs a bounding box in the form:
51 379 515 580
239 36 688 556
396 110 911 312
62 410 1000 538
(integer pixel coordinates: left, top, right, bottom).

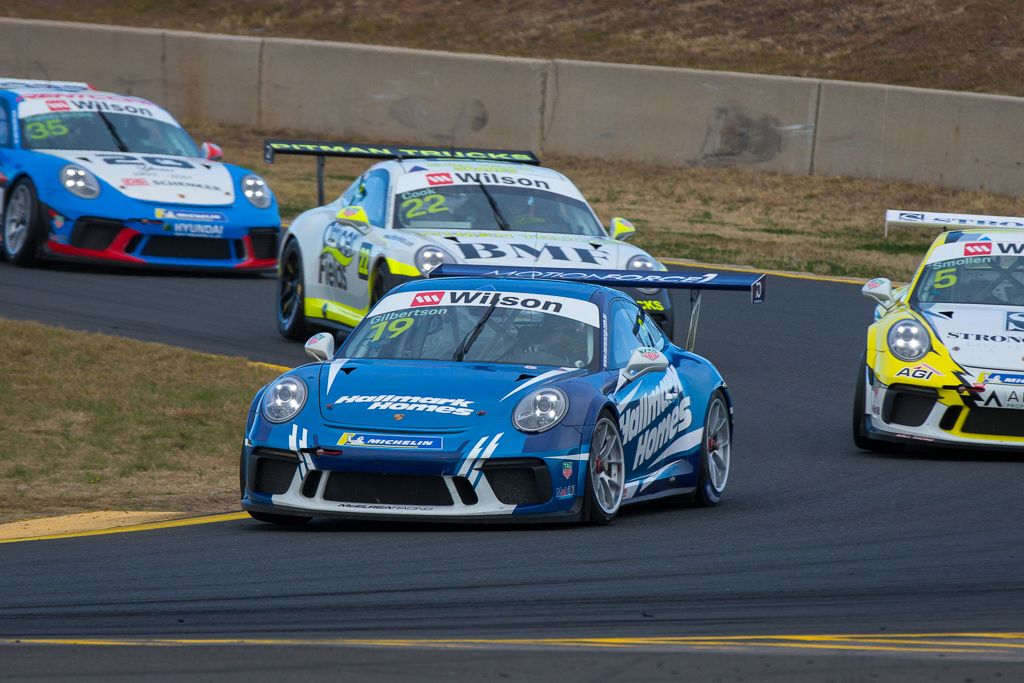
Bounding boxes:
0 78 159 108
369 157 572 184
398 276 612 302
940 228 1024 244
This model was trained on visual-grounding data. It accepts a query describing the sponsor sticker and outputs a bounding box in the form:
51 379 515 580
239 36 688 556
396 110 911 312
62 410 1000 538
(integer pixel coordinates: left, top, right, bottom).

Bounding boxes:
337 432 444 450
963 242 992 256
641 350 660 361
555 485 576 499
46 99 70 112
122 178 149 187
426 172 453 186
1006 312 1024 332
333 394 475 416
562 462 573 480
163 223 224 237
985 372 1024 385
895 363 943 380
638 299 664 311
155 208 227 222
411 291 444 307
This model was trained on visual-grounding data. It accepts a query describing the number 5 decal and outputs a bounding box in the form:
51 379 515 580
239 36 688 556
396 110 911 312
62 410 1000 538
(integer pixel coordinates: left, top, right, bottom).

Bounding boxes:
933 267 957 289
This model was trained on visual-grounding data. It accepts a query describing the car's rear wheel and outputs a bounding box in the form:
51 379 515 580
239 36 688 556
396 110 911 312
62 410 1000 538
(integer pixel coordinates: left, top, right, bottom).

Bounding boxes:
3 179 44 266
852 354 897 452
583 414 625 525
277 240 308 340
695 390 731 506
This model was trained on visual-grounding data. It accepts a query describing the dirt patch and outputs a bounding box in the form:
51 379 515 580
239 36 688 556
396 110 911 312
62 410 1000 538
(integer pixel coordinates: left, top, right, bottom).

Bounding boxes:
4 1 1022 96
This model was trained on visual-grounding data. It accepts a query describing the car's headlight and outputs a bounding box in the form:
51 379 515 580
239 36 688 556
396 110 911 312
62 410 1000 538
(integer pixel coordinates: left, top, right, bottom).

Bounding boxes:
627 254 660 294
887 319 931 362
415 245 454 275
59 165 100 199
513 387 568 433
261 376 308 423
242 173 273 209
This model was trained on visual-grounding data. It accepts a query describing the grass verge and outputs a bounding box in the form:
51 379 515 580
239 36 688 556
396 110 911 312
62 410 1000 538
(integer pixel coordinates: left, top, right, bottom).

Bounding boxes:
194 121 1024 282
0 318 280 523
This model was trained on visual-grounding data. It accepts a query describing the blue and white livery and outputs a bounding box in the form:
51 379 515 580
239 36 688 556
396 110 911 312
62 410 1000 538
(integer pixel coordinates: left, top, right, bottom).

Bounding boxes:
241 266 765 525
0 78 280 270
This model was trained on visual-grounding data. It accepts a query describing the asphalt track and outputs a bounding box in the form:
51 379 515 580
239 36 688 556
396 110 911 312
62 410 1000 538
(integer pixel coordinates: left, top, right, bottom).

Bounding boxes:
1 261 1023 681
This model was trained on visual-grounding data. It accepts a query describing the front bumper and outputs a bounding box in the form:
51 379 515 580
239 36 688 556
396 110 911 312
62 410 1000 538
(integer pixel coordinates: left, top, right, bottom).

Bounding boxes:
241 433 587 521
42 212 279 270
864 373 1024 451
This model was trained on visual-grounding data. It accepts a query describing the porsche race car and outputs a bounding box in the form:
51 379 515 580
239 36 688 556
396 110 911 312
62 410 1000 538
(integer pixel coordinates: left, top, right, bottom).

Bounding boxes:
264 140 675 340
854 210 1024 451
241 264 765 525
0 78 280 270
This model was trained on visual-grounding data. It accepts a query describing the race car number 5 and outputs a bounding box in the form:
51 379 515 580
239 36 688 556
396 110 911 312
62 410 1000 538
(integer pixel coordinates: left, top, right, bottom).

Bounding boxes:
367 317 414 341
933 267 957 289
401 195 450 218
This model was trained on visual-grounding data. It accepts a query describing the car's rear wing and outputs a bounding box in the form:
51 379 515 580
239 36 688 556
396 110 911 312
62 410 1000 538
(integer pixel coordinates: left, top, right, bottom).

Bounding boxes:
884 209 1024 236
430 264 765 351
263 139 541 205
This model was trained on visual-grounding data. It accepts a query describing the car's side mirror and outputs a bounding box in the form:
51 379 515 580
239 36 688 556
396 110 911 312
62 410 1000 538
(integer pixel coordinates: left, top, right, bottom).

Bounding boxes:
862 277 893 305
619 347 670 386
305 332 335 362
200 141 223 161
609 217 636 241
335 205 372 234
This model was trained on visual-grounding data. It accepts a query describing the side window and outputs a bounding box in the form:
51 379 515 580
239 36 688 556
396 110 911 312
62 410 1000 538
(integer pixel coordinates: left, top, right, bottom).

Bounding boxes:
608 300 646 369
350 168 389 227
339 177 360 207
0 101 11 148
639 313 666 350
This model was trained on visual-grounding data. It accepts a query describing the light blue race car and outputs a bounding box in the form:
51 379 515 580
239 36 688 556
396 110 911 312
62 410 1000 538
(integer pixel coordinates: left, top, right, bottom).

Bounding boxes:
0 78 280 270
241 265 765 525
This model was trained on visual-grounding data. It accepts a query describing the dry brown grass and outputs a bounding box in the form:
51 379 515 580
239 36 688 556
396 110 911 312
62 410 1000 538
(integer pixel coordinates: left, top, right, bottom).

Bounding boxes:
0 318 280 523
4 1 1023 96
195 120 1024 281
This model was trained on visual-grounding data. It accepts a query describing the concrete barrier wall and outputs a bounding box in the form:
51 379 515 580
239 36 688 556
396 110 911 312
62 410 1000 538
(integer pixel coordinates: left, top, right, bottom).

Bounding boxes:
1 17 1023 196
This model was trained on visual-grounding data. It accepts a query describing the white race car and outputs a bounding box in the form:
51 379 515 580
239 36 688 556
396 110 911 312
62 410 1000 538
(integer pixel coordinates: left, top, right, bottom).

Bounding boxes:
264 141 674 340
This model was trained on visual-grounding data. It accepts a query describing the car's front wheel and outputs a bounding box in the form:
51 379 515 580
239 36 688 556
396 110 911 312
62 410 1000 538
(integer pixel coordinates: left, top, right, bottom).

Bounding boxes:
3 178 44 265
852 354 896 452
277 240 308 340
694 390 731 506
583 414 625 525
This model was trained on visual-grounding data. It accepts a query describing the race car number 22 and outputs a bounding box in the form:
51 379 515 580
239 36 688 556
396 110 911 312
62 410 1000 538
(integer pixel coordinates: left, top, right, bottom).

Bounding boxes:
401 195 450 219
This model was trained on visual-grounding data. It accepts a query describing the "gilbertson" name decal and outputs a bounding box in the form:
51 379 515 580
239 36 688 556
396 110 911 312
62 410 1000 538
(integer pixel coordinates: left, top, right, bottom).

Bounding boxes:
334 395 475 416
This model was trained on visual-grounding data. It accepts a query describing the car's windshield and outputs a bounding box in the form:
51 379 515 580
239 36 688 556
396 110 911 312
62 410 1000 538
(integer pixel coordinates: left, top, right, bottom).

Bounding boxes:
914 253 1024 305
343 290 601 369
393 184 604 236
20 111 198 156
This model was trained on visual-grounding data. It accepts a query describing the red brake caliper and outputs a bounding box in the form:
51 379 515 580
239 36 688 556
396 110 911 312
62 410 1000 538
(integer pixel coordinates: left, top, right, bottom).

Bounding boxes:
707 437 719 452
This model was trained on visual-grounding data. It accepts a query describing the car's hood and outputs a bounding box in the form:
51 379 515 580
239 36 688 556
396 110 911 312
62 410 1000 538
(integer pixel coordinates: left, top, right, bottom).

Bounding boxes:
405 228 647 269
40 150 235 206
317 358 580 431
920 303 1024 373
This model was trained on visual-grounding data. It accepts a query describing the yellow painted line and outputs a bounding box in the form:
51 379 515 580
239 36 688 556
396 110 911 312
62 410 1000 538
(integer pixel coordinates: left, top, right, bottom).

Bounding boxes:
657 257 870 286
5 633 1024 657
0 511 183 541
250 360 291 373
0 512 248 545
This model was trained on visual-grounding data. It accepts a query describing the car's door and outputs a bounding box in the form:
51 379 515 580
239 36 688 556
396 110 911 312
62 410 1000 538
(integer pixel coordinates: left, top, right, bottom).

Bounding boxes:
316 168 390 321
608 298 685 483
0 98 12 209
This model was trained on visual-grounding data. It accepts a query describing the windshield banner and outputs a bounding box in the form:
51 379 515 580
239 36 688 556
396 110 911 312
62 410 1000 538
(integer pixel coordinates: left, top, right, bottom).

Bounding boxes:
17 93 177 125
368 288 601 327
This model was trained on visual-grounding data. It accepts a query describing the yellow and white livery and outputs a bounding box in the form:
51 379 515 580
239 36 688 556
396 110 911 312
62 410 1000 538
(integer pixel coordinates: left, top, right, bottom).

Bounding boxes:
264 140 671 341
854 210 1024 452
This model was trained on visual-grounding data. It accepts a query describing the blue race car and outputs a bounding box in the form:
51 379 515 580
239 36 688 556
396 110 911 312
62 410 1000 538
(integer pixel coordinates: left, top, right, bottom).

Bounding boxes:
241 265 765 525
0 78 280 270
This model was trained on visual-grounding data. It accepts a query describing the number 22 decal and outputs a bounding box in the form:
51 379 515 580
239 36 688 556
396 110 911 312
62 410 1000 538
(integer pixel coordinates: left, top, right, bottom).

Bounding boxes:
401 195 449 218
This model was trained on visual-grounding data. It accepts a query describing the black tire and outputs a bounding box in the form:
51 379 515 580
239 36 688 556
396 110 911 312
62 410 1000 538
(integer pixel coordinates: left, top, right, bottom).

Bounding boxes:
277 239 309 340
247 510 312 526
852 354 897 452
695 390 731 507
582 413 626 525
2 178 45 265
370 259 393 307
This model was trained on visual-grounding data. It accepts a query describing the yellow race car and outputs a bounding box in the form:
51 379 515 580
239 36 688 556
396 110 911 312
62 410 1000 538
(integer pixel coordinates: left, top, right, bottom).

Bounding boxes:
854 210 1024 452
